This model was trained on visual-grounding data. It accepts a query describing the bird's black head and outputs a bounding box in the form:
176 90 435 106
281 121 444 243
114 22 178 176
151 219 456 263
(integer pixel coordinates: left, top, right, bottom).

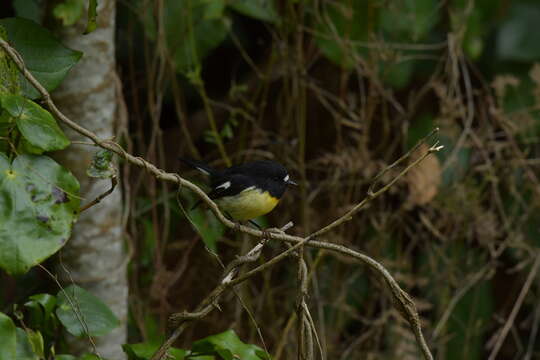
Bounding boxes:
237 160 296 198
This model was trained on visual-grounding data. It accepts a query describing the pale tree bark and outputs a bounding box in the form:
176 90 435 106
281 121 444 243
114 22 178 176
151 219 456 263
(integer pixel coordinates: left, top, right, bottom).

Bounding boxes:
52 1 127 359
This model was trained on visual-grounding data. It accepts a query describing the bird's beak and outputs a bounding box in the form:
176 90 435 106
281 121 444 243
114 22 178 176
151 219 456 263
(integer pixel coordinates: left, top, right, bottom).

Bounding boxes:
287 179 298 186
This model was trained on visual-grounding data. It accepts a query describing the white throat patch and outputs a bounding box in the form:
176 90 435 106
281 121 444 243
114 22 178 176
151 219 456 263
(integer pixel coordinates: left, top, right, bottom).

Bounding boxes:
284 174 289 182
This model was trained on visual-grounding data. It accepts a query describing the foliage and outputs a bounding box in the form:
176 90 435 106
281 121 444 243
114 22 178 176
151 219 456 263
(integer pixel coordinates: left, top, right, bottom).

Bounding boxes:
122 330 270 360
0 285 119 359
86 150 116 179
0 17 82 99
3 0 540 359
56 285 120 337
0 154 80 274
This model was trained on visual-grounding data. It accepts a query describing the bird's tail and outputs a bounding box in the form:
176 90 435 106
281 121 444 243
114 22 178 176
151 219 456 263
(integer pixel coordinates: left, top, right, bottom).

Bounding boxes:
178 157 216 176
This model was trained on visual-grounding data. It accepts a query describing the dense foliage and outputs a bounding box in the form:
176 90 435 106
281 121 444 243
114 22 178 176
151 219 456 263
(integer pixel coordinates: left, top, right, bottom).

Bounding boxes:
1 0 540 359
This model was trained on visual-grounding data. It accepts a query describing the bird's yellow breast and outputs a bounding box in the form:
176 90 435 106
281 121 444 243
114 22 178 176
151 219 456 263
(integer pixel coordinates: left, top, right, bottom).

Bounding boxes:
216 187 279 221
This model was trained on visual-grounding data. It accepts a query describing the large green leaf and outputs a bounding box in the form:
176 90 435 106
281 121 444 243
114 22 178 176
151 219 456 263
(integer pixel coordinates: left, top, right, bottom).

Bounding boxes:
0 154 80 274
122 343 187 360
25 329 44 359
0 25 21 95
228 0 280 23
191 330 270 360
0 312 16 360
160 0 230 73
314 1 370 69
0 94 70 152
15 328 39 360
0 17 82 99
13 0 43 23
56 285 119 337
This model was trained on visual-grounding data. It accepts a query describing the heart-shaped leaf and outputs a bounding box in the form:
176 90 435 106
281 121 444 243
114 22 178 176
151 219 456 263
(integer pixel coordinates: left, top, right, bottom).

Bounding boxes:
191 330 270 360
0 154 80 274
0 94 70 152
0 17 82 99
56 285 119 337
0 312 16 360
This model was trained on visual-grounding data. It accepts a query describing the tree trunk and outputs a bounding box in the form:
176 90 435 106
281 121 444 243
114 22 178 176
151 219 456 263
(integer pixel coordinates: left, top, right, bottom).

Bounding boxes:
52 1 127 358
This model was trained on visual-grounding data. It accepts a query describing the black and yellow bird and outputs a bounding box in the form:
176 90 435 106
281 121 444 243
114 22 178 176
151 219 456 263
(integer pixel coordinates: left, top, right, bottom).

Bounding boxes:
180 158 297 221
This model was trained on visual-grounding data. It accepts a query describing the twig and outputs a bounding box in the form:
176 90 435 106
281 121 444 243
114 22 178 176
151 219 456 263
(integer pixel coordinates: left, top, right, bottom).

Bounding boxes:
487 252 540 360
38 265 102 359
310 128 442 239
78 177 118 213
0 38 437 360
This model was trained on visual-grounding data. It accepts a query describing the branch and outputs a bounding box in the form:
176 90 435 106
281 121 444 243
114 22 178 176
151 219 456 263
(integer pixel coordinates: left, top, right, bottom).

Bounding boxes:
78 177 118 213
0 38 439 360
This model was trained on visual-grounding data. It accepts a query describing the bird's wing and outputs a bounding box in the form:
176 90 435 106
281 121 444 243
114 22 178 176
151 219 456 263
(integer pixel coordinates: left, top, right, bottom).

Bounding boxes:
179 157 216 176
208 174 255 200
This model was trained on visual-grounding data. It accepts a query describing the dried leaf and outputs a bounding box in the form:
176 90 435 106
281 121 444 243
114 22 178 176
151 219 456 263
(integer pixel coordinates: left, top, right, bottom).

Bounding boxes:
405 144 441 208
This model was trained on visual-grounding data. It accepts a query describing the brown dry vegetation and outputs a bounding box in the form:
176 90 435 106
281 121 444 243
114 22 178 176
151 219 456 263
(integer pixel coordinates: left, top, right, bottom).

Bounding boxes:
118 1 540 359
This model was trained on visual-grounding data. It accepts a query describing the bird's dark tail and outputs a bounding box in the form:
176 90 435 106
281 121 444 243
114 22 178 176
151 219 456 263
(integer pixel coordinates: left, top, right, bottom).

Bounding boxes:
178 157 216 176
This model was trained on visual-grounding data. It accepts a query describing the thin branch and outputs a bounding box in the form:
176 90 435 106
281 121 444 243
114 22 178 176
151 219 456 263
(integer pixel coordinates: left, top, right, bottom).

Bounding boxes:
488 252 540 360
78 177 118 213
0 38 437 360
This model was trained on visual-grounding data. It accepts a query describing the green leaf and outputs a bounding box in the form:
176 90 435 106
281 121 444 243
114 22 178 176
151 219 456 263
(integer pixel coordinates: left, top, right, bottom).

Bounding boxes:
87 150 116 179
0 312 16 360
84 0 98 34
79 355 100 360
15 328 39 360
53 0 85 27
159 0 230 73
497 3 540 62
0 25 21 95
0 94 70 152
56 285 119 337
177 190 225 252
314 1 370 69
13 0 43 23
122 343 187 360
379 0 439 42
191 329 270 360
28 294 57 321
0 17 82 99
0 154 80 274
203 0 226 20
25 329 44 358
228 0 280 23
24 294 57 334
54 355 77 360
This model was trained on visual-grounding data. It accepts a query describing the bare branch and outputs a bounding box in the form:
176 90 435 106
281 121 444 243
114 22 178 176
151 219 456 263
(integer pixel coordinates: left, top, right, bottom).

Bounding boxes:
0 38 436 360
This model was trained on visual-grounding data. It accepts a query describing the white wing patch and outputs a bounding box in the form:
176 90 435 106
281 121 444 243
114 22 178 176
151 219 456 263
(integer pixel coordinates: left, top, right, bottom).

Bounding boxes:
215 181 231 190
284 174 289 182
241 185 256 192
195 167 210 175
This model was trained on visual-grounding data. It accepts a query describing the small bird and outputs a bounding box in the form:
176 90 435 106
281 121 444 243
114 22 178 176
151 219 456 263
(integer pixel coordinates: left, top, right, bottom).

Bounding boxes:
180 158 297 221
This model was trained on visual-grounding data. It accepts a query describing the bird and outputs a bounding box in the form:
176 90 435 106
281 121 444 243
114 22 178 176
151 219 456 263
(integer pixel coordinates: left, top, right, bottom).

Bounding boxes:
180 158 297 222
